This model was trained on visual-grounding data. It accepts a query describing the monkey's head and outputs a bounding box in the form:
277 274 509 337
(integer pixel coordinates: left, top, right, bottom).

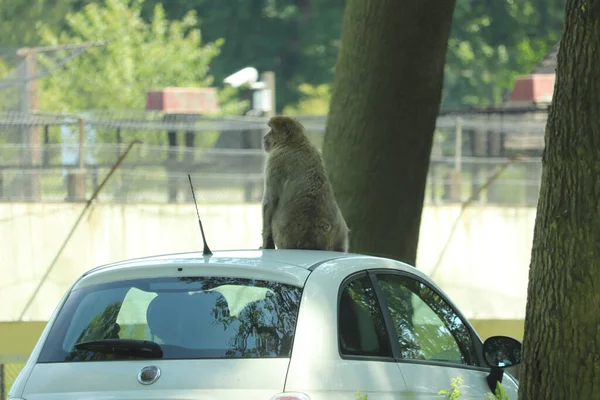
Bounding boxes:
263 116 306 152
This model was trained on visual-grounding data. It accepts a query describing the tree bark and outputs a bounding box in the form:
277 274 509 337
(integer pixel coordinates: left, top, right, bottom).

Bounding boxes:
322 0 456 265
518 1 600 399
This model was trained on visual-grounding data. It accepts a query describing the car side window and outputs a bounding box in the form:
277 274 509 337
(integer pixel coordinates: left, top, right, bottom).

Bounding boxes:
375 273 478 366
338 273 393 358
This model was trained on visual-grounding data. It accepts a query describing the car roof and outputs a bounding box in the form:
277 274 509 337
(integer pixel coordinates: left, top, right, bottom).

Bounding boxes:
77 249 423 291
85 249 370 277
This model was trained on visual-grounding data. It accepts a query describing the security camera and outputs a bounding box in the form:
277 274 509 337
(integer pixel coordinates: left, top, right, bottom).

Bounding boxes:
223 67 259 88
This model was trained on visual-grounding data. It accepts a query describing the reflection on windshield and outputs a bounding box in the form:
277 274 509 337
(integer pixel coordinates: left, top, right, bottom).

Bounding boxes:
38 277 303 362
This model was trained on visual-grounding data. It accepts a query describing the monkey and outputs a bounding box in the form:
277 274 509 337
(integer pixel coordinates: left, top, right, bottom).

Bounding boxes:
261 115 349 252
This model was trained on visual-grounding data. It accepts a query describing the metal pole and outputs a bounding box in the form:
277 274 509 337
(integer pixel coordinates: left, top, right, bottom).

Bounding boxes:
454 116 462 173
78 117 85 170
451 117 463 201
43 125 50 166
261 71 276 117
18 50 30 199
0 363 5 400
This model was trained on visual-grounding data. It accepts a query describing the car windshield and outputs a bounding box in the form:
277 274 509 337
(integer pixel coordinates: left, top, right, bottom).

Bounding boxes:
37 276 303 362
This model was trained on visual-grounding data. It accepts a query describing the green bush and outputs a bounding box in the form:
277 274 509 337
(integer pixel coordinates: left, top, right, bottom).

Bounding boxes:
354 391 368 400
486 381 510 400
438 376 464 399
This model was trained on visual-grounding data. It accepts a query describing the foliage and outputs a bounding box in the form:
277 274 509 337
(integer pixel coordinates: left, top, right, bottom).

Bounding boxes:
216 84 250 116
33 0 246 145
0 0 567 113
154 0 344 112
0 0 83 47
443 0 565 109
153 0 564 112
355 378 510 399
438 376 464 399
0 59 14 114
437 377 511 399
485 381 510 400
37 0 218 110
282 83 331 115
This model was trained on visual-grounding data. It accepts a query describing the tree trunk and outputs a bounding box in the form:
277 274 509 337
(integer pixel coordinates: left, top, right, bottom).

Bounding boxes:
518 2 600 399
322 0 456 265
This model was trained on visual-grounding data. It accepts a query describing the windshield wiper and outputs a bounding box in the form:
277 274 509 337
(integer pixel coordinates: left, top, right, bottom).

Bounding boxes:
74 339 163 359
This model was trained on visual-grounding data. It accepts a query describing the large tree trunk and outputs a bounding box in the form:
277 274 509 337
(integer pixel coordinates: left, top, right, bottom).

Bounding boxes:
518 2 600 399
322 0 456 265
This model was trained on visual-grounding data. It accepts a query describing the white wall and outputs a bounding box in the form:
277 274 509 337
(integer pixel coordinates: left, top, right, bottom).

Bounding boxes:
0 203 536 322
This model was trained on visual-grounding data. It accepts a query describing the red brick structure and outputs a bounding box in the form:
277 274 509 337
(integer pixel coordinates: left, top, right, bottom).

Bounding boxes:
146 87 220 114
506 42 559 107
509 74 555 104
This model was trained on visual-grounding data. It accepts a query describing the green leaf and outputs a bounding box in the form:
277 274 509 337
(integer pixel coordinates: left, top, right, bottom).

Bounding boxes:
35 0 245 143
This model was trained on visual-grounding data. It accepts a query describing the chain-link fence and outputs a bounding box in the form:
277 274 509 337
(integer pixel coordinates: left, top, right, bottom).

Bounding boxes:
0 363 24 400
0 143 267 203
427 156 543 206
0 149 544 206
0 109 547 206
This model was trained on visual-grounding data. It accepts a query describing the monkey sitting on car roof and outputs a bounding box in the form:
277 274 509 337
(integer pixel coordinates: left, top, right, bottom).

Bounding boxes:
260 116 349 253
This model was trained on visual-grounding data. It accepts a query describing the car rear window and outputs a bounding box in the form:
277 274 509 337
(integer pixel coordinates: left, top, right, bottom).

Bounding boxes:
37 276 303 362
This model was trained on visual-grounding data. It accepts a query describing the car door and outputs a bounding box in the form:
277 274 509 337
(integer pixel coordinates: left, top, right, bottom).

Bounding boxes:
329 271 410 399
285 267 411 399
369 271 518 399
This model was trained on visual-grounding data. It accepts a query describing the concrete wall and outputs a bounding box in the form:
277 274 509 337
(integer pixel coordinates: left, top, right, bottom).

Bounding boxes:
0 203 536 323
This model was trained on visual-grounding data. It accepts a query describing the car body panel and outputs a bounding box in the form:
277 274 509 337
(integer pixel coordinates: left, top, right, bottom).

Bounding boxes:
76 249 330 289
284 257 409 398
85 249 349 274
285 256 518 399
9 278 81 399
76 260 311 289
397 362 519 399
21 359 290 400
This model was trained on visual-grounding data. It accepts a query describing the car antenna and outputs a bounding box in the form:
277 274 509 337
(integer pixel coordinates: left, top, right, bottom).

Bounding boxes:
187 174 212 256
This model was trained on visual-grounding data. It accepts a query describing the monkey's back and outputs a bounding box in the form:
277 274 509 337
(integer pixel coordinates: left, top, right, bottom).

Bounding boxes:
267 141 349 251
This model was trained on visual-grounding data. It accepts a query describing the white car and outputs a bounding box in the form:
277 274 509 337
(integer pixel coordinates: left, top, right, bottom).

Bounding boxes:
9 249 521 399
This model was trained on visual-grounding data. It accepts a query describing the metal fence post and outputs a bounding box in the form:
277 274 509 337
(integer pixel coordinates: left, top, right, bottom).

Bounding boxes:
1 363 5 400
450 116 463 201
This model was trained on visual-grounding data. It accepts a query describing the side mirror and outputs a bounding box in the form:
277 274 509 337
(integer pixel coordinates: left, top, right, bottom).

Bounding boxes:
482 335 522 392
483 335 522 368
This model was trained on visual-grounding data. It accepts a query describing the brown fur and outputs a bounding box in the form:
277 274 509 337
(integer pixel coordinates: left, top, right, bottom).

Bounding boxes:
261 116 349 252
